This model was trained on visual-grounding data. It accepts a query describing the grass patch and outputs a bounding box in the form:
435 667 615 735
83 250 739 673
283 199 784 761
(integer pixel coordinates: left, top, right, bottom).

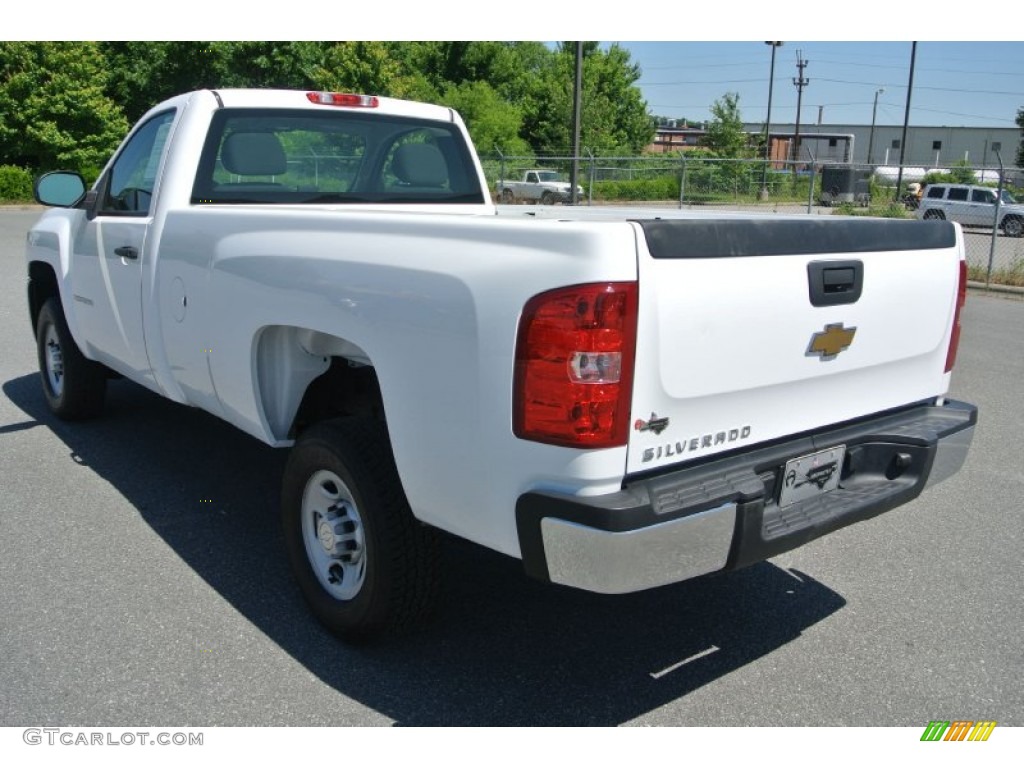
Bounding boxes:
831 201 912 219
968 261 1024 287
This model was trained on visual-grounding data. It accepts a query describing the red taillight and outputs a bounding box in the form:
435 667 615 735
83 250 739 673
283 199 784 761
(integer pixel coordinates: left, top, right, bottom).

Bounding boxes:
306 92 379 108
944 260 967 372
514 282 638 448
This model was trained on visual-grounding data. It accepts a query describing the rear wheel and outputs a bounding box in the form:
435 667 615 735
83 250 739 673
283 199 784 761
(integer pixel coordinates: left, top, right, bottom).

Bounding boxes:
281 418 441 639
501 189 515 204
1002 216 1023 238
923 209 945 220
35 298 106 420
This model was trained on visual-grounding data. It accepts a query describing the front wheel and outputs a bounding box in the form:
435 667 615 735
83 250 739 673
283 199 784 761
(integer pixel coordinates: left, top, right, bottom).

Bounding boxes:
281 418 441 639
923 209 945 220
540 190 555 205
36 298 106 420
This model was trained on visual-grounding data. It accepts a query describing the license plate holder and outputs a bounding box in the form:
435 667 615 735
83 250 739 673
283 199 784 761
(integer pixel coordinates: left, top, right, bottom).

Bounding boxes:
778 445 846 508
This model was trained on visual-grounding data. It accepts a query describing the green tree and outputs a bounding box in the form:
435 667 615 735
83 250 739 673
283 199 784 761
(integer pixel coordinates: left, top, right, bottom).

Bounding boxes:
524 43 653 154
578 43 654 153
101 42 233 124
702 93 750 158
440 81 530 155
312 42 427 98
949 158 977 184
224 41 325 90
0 41 660 178
0 42 129 171
1016 107 1024 167
699 92 758 195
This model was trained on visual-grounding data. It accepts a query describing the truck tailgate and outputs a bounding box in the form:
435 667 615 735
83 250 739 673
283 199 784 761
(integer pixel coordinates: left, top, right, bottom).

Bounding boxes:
627 217 962 475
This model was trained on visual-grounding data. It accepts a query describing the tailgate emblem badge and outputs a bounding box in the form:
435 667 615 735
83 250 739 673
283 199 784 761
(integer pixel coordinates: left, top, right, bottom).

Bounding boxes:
807 323 857 361
635 413 670 435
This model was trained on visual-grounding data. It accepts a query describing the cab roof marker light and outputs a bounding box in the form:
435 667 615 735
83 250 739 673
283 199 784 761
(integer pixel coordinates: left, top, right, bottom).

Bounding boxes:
306 92 380 108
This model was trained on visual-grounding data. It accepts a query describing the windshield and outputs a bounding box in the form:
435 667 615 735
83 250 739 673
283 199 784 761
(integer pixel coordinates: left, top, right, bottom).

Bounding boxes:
536 171 562 182
1000 190 1017 204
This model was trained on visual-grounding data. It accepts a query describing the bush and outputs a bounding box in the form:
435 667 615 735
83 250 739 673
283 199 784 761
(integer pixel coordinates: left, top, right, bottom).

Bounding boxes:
591 176 679 202
0 165 34 202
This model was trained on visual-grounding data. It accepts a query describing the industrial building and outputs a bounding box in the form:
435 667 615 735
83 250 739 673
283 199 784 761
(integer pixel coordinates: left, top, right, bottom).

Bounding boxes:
648 123 1020 170
756 123 1019 168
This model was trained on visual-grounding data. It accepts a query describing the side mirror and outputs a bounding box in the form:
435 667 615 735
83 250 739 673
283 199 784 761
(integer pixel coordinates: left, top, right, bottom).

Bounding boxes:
34 171 87 208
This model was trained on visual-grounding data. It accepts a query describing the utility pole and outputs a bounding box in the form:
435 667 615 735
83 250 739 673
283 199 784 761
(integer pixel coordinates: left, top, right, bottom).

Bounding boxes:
792 51 808 174
761 41 783 199
570 42 583 205
894 42 917 201
867 88 884 165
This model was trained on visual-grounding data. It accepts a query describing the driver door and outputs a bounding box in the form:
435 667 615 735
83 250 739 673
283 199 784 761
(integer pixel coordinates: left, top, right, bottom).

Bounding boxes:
70 110 175 382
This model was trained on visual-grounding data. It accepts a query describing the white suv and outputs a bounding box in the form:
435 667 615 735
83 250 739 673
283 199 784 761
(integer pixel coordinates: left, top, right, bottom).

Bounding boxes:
916 183 1024 237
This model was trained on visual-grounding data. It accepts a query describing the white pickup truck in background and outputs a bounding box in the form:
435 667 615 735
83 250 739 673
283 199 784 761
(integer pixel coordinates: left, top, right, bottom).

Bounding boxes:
26 89 976 639
495 168 583 204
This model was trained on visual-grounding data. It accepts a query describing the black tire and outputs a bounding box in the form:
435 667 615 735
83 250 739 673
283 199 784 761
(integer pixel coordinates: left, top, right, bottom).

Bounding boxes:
501 189 514 204
540 190 555 205
1001 216 1023 238
281 417 441 639
923 209 944 220
35 297 106 420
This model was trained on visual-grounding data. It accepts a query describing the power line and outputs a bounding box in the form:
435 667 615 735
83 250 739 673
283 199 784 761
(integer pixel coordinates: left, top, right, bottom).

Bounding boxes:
640 59 768 71
638 78 770 86
641 75 1024 97
812 58 1024 77
649 101 1017 125
814 77 1024 96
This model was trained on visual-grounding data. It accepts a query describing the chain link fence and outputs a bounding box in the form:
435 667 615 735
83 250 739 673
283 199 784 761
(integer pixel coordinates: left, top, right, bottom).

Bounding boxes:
483 153 1024 289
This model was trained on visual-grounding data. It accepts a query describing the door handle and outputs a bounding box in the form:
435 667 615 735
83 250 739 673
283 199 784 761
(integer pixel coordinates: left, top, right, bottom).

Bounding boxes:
114 246 138 261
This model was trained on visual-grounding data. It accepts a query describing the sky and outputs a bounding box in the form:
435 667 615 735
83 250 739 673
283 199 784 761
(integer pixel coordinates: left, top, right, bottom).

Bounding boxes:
618 41 1024 129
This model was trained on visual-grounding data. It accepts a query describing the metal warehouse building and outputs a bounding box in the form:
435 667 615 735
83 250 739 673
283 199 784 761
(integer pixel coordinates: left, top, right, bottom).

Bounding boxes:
743 123 1020 168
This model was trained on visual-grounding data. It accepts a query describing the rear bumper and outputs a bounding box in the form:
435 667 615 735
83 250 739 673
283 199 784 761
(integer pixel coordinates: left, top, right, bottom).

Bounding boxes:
516 399 976 594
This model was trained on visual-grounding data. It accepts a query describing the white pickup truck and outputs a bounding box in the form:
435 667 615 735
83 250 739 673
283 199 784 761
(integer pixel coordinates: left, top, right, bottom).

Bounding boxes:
495 169 583 204
27 89 976 639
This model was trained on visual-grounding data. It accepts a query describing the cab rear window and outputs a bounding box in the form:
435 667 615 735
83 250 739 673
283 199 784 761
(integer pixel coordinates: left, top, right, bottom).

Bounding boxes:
191 109 484 205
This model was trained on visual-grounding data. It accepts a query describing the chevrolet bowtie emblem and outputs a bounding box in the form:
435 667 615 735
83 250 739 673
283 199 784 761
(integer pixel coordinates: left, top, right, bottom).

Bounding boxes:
807 323 857 361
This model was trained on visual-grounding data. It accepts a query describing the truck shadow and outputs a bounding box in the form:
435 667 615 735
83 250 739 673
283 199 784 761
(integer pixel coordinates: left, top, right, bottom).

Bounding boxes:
4 374 847 726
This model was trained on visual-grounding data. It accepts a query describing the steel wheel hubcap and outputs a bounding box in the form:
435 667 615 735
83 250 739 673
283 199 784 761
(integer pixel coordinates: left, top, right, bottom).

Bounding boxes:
44 325 64 397
301 469 366 601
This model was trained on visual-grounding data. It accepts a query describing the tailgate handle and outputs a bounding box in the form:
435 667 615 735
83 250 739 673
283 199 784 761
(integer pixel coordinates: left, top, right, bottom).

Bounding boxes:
808 260 863 307
824 267 855 291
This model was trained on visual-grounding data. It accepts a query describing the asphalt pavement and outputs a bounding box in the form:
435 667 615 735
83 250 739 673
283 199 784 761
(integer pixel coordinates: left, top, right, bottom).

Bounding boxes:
0 209 1021 726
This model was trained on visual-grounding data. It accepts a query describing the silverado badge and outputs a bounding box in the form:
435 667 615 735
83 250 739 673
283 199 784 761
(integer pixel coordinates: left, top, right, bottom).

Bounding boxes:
807 323 857 361
634 413 670 435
